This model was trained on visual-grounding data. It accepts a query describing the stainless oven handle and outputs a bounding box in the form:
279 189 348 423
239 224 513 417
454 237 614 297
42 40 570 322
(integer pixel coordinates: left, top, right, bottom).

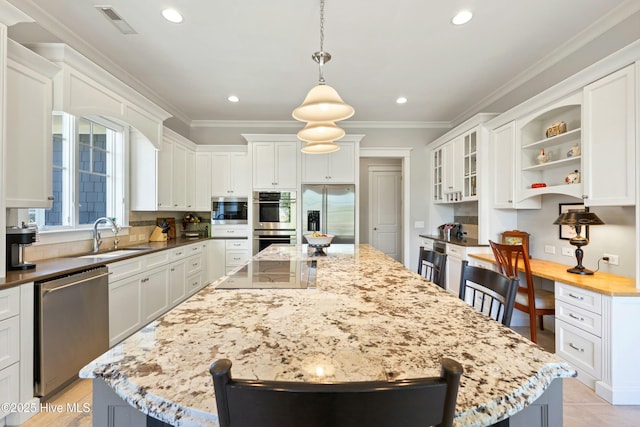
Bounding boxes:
42 272 110 294
253 201 297 204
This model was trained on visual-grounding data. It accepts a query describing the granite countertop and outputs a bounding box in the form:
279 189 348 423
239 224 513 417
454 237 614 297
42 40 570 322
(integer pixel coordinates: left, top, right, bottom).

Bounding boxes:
419 234 487 247
81 244 575 427
0 237 209 289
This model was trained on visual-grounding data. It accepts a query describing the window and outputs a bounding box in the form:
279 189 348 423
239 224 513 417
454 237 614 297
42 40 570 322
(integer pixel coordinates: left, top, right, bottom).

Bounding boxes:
30 113 126 231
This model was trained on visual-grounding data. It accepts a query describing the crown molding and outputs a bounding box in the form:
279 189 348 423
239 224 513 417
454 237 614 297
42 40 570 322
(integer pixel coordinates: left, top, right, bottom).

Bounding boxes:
191 119 451 130
452 0 640 124
0 1 33 26
9 0 191 125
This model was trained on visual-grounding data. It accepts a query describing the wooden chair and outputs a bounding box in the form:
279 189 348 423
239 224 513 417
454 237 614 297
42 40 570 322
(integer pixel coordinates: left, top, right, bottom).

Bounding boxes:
458 260 519 327
489 240 555 343
210 357 464 427
417 247 447 289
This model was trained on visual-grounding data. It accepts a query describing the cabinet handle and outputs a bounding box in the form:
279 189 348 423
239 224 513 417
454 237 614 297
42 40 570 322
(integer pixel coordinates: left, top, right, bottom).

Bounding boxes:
171 268 175 272
568 313 585 322
141 277 149 283
48 196 55 200
568 342 585 353
192 247 198 251
193 262 198 267
508 200 513 203
176 251 183 256
582 195 588 199
227 230 235 234
568 293 584 301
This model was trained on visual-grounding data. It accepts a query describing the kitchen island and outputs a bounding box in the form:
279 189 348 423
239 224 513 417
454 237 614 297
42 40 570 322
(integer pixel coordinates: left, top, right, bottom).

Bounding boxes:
81 244 575 427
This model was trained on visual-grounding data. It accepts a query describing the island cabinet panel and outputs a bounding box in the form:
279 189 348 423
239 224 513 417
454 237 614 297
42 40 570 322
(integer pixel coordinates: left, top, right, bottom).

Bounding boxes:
582 64 636 206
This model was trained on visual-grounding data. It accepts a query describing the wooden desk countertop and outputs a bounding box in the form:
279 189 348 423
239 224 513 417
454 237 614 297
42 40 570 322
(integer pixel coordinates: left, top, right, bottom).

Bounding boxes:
469 253 639 297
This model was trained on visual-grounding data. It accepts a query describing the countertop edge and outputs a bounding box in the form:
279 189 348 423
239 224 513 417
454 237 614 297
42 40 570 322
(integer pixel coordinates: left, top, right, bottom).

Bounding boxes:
419 234 488 247
0 237 211 290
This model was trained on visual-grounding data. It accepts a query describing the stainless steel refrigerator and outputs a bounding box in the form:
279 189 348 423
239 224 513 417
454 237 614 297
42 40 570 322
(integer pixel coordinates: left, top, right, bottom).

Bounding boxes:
301 184 355 244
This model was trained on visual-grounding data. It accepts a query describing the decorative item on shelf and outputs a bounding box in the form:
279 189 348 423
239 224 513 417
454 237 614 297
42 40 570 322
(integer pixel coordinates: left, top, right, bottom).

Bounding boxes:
501 230 530 258
553 208 604 275
545 121 567 138
567 143 580 157
531 182 547 188
565 169 580 184
536 149 549 164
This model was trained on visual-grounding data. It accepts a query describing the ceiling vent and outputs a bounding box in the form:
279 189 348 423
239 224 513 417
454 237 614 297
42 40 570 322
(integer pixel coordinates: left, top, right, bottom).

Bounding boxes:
95 6 137 34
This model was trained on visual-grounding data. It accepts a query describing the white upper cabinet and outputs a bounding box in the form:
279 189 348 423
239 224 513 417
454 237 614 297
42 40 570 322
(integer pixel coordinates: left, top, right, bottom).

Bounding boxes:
301 141 356 183
582 64 636 206
432 145 444 203
443 136 463 201
131 127 197 211
5 40 59 208
492 122 540 209
195 152 212 211
252 142 297 190
211 153 249 196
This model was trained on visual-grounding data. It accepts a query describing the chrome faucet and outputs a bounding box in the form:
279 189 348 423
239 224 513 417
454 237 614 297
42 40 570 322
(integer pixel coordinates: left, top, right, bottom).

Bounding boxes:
92 217 120 252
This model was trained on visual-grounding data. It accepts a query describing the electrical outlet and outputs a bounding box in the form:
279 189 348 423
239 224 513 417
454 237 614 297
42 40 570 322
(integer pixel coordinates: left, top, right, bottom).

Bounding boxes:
138 234 146 241
561 247 573 256
544 245 556 254
130 234 137 242
604 253 619 265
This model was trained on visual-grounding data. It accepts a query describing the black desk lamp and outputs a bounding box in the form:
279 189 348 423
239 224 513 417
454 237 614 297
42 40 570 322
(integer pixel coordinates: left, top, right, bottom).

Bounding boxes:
553 210 604 275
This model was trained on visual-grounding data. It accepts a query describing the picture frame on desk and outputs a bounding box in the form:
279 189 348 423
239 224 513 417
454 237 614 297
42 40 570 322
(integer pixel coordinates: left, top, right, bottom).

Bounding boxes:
559 203 589 240
501 230 530 257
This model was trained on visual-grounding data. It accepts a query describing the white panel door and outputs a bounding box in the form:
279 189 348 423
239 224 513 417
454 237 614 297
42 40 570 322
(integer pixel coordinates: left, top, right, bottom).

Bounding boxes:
369 166 402 261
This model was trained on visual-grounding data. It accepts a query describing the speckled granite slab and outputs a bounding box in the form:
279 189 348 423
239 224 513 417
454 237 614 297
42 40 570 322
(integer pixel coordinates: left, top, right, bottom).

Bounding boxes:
81 244 575 427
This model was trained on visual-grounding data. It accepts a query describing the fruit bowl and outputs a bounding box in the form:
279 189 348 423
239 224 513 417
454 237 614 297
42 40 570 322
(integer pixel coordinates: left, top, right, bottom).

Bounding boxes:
304 234 334 246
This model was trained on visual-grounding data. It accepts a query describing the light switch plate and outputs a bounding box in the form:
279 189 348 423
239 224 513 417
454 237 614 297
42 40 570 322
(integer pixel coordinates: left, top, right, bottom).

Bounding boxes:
544 245 555 254
414 221 425 229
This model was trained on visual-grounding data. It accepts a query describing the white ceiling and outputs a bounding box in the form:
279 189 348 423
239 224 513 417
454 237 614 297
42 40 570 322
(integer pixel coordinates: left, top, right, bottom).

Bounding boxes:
6 0 638 127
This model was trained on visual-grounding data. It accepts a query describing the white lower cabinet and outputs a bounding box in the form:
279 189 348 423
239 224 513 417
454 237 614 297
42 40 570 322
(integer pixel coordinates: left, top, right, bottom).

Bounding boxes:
109 274 143 347
209 239 226 283
554 281 640 404
225 239 249 274
141 268 170 324
444 243 488 296
169 261 186 306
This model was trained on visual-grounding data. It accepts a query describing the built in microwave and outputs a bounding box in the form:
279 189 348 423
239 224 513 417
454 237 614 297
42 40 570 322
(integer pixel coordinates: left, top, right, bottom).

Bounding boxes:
211 197 248 225
253 191 297 231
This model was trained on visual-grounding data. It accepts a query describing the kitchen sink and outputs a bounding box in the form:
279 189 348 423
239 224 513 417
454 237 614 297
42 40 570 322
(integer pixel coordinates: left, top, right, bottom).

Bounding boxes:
76 247 152 260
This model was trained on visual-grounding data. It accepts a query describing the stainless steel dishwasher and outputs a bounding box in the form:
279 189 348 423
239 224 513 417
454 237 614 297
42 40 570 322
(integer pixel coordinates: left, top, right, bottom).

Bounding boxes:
35 266 109 398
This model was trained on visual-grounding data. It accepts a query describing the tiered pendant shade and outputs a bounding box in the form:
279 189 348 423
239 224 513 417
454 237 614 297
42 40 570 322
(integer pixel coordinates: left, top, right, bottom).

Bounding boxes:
292 84 355 122
297 121 345 142
300 140 341 154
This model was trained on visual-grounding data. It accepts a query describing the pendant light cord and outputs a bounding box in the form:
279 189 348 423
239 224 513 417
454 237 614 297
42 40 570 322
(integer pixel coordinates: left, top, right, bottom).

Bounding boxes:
317 0 326 84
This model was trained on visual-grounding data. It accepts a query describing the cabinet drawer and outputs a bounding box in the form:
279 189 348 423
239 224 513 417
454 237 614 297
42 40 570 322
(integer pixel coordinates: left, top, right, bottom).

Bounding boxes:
0 287 19 322
446 244 465 258
421 239 434 251
555 282 602 314
211 227 249 238
556 319 602 380
0 316 20 371
556 300 602 337
226 239 248 250
185 254 202 276
226 250 249 266
186 243 203 256
171 247 188 260
142 251 170 270
109 258 143 282
0 362 19 417
186 273 202 295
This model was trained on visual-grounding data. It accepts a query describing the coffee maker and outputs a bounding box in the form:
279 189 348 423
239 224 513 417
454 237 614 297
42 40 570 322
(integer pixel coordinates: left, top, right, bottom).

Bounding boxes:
6 227 36 270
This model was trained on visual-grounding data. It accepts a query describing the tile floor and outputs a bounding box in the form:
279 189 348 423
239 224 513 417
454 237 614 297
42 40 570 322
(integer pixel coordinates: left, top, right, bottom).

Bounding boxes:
20 327 640 427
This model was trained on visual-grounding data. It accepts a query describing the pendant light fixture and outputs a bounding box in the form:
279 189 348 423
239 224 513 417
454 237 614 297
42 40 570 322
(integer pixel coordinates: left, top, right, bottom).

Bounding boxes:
294 0 354 153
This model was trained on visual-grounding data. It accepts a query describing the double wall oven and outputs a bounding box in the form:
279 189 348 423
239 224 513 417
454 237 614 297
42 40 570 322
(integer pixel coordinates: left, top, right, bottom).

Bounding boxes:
253 191 297 254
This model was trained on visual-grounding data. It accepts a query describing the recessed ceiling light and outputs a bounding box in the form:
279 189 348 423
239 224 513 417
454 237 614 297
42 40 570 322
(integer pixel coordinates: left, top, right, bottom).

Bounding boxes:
396 97 408 104
228 95 239 103
452 10 473 25
162 8 183 23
